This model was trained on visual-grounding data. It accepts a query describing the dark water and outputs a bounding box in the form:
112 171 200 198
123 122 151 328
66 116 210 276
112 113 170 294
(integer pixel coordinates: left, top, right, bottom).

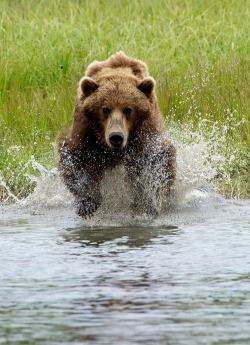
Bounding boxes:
0 200 250 345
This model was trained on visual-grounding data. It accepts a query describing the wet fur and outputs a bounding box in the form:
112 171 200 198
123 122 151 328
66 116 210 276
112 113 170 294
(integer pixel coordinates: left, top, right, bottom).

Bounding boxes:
58 52 176 218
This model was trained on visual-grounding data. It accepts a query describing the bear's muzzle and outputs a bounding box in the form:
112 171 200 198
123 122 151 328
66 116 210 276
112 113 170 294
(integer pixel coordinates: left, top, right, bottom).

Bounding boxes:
108 132 124 148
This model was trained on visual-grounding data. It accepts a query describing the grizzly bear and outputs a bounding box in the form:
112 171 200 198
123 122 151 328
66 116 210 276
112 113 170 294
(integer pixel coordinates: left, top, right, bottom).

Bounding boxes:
58 52 176 218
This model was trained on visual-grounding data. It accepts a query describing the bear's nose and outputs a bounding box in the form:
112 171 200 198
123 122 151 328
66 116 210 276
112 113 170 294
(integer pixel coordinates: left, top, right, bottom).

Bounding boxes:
108 132 124 148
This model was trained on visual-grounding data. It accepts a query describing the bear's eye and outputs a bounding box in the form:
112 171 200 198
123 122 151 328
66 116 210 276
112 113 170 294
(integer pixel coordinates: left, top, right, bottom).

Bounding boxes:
123 107 132 117
102 106 111 117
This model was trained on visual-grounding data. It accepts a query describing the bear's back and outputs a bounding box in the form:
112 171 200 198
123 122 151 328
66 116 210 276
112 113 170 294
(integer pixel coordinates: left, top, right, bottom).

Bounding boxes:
85 51 148 80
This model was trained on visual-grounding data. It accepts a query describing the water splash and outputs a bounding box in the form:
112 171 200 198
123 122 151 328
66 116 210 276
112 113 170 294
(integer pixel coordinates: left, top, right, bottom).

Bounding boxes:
1 121 238 225
171 122 222 201
0 174 19 203
22 156 73 207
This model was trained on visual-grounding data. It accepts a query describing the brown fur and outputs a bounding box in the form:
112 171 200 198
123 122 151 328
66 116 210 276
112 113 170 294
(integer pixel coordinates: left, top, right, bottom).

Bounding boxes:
86 51 149 79
58 52 176 218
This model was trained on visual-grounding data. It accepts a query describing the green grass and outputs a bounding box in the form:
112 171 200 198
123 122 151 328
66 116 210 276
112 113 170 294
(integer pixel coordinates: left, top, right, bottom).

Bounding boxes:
0 0 249 200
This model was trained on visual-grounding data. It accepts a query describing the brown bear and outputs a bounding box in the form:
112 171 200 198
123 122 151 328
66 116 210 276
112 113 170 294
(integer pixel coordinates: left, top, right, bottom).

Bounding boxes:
58 52 176 218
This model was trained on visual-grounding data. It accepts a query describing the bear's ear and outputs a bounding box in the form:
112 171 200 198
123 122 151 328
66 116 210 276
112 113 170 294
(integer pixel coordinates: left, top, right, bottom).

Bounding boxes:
138 77 155 97
80 77 99 97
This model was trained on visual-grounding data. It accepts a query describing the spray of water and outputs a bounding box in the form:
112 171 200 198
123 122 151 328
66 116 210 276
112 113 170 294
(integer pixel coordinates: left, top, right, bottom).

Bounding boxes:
22 156 73 207
0 120 241 225
0 174 19 203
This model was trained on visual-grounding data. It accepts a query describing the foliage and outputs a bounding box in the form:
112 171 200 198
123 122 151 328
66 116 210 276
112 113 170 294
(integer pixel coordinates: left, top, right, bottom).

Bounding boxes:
0 0 249 199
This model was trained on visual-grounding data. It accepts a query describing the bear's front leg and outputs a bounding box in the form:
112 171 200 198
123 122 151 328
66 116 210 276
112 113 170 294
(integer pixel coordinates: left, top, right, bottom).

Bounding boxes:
126 158 160 216
126 139 176 216
128 173 159 216
59 147 103 218
73 174 102 219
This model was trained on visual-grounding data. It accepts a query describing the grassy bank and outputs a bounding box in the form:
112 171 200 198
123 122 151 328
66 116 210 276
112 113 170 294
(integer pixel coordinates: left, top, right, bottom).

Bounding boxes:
0 0 249 200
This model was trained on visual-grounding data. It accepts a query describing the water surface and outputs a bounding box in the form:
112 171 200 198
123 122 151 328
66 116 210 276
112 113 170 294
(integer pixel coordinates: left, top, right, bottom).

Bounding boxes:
0 200 250 345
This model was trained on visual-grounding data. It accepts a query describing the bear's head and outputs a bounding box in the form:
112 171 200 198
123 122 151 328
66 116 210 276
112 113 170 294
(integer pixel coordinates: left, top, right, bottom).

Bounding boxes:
78 73 156 149
70 52 160 150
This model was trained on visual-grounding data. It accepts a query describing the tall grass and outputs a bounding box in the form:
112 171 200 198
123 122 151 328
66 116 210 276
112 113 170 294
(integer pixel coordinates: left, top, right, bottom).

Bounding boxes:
0 0 249 199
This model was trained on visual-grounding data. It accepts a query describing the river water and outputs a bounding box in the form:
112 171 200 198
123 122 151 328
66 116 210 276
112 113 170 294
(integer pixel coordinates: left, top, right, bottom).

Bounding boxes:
0 194 249 345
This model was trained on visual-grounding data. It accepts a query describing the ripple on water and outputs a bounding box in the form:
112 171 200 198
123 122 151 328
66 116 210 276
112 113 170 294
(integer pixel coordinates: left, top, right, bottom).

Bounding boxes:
0 201 250 344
